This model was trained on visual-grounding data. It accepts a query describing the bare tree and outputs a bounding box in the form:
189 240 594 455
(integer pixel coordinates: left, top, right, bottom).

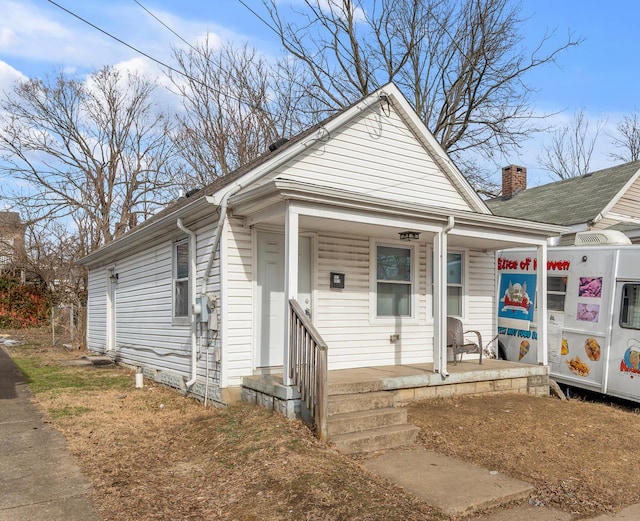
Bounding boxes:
538 108 604 180
262 0 581 186
0 66 177 252
169 39 315 188
609 111 640 163
19 218 88 305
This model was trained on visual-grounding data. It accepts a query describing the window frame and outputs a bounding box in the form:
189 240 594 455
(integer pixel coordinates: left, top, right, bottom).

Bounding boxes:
620 283 640 330
547 275 568 312
172 238 190 325
428 247 467 319
370 240 418 323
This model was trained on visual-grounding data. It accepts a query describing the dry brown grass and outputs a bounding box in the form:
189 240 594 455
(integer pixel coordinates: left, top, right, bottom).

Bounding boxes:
5 329 445 521
7 327 640 519
409 394 640 517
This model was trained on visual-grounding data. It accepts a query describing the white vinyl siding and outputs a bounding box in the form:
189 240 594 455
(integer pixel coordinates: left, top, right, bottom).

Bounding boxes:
86 269 107 351
610 179 640 218
224 218 254 386
85 220 222 387
315 240 494 371
465 250 497 350
316 233 430 370
256 105 473 211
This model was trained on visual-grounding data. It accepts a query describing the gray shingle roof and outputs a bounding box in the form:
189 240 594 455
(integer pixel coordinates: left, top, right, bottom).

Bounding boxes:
486 161 640 225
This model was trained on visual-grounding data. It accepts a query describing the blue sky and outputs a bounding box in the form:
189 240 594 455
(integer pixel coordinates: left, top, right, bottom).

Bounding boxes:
0 0 638 187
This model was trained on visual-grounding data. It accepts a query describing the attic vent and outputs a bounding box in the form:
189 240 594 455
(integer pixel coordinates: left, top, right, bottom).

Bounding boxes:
268 137 289 152
574 230 631 246
185 188 200 198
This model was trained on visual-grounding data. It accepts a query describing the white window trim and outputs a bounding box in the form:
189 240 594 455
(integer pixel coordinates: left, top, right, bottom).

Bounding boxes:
427 246 469 321
370 239 418 325
172 237 190 326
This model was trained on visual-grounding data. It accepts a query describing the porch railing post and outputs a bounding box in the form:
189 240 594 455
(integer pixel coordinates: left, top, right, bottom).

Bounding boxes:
316 344 328 443
288 298 328 443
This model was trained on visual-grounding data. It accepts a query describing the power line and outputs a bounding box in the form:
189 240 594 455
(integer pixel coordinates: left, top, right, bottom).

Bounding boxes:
133 0 202 57
46 0 248 106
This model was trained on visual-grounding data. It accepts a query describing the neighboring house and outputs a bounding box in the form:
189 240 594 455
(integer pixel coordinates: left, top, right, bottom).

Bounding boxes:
79 83 562 422
487 162 640 245
0 211 26 281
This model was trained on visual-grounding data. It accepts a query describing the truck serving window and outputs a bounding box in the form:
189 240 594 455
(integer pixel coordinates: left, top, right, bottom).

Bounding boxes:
547 276 567 312
620 284 640 330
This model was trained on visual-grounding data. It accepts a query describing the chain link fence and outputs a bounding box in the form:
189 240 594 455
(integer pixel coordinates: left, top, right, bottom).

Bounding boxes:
51 304 86 348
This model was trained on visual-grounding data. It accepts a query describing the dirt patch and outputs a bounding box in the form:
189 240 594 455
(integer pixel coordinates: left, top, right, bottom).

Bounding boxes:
6 327 640 519
408 394 640 517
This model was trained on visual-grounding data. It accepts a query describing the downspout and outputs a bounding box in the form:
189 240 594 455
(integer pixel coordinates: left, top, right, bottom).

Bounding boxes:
201 188 237 296
443 215 455 234
177 218 198 389
439 216 455 378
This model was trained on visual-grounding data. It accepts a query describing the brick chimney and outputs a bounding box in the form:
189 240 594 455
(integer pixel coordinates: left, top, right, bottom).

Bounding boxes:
502 165 527 198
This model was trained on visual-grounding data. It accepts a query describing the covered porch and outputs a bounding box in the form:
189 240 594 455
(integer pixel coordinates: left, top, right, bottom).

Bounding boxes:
226 179 563 446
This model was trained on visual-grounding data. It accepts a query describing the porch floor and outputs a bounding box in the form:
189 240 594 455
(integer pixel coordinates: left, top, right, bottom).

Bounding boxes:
242 358 549 417
327 358 549 401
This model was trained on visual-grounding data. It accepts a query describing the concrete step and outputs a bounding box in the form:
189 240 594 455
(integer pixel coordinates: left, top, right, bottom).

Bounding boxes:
328 407 407 436
328 379 385 395
328 390 396 415
330 424 420 455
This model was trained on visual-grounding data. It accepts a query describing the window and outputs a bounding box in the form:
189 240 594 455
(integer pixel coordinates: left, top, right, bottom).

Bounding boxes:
173 239 190 319
430 251 465 317
446 252 463 316
547 276 567 312
377 245 412 317
621 284 640 330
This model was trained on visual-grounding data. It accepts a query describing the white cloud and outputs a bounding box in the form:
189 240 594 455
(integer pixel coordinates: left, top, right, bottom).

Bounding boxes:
0 0 233 81
0 60 26 93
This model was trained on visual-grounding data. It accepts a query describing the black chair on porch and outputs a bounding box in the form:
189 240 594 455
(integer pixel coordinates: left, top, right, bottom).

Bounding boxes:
446 316 483 365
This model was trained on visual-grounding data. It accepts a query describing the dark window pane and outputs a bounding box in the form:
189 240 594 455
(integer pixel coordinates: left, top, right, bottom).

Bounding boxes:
377 246 411 281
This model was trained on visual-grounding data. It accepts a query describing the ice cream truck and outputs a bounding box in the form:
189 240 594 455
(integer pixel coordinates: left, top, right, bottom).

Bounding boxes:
496 230 640 402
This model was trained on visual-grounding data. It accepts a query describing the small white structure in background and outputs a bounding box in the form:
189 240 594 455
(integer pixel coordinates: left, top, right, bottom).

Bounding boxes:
496 231 640 403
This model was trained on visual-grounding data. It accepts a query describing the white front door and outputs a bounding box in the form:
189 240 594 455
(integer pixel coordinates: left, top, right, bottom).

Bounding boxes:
256 232 312 370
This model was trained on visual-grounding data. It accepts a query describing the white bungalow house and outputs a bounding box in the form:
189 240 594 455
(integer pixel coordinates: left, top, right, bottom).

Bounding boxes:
80 83 563 450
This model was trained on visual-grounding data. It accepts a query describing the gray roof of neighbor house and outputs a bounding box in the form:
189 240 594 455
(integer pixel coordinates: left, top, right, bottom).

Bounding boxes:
486 161 640 226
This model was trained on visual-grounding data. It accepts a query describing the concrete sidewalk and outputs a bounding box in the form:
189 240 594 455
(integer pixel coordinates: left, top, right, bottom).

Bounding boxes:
364 448 640 520
0 346 100 521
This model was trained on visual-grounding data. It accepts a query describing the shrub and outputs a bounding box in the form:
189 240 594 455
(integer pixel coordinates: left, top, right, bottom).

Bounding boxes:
0 277 49 328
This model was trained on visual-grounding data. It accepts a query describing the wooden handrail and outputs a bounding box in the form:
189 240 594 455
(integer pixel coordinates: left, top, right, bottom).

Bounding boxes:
288 299 328 443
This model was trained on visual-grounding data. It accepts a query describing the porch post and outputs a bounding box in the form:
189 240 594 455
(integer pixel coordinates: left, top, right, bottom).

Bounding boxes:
536 243 548 365
433 226 448 374
284 202 299 386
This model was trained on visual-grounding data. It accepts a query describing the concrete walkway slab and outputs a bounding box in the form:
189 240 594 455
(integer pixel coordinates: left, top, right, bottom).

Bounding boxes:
0 346 100 521
364 448 534 517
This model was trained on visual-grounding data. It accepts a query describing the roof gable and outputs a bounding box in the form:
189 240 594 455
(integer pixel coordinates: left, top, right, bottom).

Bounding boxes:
247 83 488 214
487 161 640 225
